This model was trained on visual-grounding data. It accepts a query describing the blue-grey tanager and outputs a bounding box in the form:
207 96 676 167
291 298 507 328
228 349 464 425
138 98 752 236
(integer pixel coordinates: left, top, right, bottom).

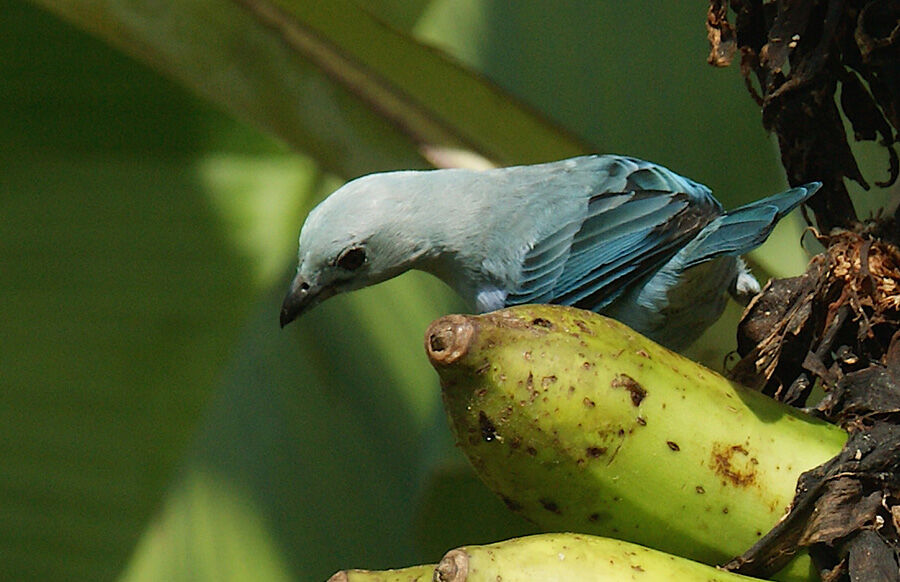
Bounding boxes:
280 155 818 350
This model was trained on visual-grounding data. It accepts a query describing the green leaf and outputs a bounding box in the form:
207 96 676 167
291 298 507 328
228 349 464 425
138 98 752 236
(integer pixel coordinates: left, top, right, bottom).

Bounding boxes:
0 151 259 580
29 0 587 177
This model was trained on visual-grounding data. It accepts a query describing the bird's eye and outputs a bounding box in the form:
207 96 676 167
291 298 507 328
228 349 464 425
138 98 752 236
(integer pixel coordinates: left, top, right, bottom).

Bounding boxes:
335 246 366 271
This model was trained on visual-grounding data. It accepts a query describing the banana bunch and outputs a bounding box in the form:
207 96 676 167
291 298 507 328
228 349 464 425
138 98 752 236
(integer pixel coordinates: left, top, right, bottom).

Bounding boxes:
329 533 762 581
327 563 435 582
424 305 848 580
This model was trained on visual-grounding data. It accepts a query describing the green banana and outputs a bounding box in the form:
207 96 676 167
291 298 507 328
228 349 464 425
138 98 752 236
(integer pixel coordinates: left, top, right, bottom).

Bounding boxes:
425 305 847 579
326 534 763 581
327 564 435 582
434 533 765 581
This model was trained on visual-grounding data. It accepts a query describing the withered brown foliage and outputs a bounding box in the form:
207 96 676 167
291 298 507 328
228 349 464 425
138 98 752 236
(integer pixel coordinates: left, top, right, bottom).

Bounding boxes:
727 229 900 580
707 0 898 231
707 2 900 579
734 229 900 398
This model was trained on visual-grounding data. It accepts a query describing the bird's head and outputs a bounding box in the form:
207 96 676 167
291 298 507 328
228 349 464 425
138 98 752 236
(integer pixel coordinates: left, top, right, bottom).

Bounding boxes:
279 172 434 327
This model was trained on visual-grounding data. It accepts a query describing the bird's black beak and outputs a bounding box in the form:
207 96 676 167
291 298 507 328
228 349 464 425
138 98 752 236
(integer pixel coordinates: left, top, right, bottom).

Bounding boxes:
280 274 312 328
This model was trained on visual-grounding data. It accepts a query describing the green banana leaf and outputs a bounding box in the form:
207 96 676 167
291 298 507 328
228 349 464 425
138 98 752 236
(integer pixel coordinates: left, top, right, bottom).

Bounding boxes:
3 1 813 580
25 0 588 176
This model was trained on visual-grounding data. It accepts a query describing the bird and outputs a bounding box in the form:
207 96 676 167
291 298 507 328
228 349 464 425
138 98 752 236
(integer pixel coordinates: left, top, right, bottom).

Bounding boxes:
279 155 819 350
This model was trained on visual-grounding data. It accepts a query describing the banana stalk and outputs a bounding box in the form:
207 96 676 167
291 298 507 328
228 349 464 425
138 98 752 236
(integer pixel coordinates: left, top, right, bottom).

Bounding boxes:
327 564 435 582
434 533 765 581
425 305 847 579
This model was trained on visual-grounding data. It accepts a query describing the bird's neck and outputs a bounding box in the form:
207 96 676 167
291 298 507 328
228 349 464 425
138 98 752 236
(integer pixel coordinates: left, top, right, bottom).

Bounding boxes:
391 179 503 307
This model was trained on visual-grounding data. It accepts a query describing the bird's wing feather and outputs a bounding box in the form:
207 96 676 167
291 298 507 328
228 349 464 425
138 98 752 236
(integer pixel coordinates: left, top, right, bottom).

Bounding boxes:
513 221 582 302
554 193 712 309
679 183 820 270
507 157 723 310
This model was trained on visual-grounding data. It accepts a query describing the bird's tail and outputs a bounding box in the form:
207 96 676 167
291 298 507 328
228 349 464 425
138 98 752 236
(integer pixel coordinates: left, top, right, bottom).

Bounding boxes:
680 182 821 270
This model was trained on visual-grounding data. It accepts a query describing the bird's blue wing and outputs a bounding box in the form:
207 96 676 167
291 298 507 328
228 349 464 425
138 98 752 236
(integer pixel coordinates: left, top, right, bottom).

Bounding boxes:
506 156 723 311
679 183 820 270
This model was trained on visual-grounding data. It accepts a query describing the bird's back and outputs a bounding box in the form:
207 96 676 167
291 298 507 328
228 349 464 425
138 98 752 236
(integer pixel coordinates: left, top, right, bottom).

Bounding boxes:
503 156 723 311
599 182 819 349
496 157 816 350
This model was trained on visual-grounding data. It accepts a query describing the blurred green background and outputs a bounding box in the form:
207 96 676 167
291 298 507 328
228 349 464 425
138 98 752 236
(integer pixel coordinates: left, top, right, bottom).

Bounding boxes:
2 1 826 580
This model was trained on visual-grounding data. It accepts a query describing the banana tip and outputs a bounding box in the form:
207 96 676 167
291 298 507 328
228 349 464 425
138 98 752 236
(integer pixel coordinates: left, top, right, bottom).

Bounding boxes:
426 315 475 366
434 549 469 582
